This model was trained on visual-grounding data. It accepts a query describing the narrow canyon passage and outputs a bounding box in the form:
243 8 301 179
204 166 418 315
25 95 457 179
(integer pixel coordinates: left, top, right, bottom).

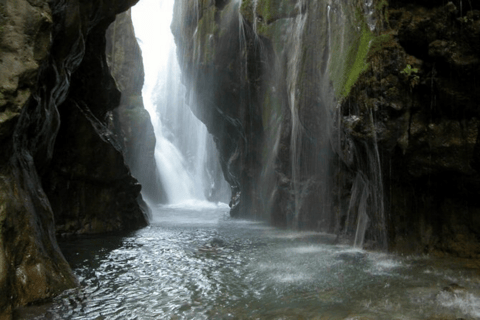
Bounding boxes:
3 0 480 318
24 206 480 319
28 0 478 318
130 0 230 204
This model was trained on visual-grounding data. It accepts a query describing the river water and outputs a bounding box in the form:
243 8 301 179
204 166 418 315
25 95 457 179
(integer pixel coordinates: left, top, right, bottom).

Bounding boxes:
23 203 480 319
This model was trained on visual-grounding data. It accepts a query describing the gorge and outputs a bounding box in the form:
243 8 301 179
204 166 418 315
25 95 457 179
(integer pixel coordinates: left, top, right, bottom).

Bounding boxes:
1 0 480 319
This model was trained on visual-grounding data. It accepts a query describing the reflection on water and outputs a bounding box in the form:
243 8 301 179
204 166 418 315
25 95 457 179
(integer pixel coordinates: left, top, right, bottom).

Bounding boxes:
24 203 480 319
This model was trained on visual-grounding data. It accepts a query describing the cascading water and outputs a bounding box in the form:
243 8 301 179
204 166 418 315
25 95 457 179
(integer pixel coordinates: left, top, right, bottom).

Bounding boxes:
29 4 480 319
131 0 229 204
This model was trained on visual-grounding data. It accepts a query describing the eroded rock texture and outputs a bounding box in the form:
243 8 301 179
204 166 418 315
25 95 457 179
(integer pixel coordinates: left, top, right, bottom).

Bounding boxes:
0 0 147 318
172 0 480 257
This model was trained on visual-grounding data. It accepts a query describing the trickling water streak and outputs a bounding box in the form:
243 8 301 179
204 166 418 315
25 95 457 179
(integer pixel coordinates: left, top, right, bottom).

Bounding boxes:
290 91 301 225
349 108 387 249
288 13 308 227
368 108 387 249
354 186 370 248
363 0 376 31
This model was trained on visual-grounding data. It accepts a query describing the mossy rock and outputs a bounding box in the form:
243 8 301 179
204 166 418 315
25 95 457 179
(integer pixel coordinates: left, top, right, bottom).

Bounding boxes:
241 0 297 24
258 0 298 23
328 3 392 100
196 6 218 64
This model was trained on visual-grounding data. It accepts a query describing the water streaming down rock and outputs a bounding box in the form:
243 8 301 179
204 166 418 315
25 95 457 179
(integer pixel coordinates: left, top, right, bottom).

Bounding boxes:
170 0 398 250
132 0 229 204
4 0 480 316
169 0 480 255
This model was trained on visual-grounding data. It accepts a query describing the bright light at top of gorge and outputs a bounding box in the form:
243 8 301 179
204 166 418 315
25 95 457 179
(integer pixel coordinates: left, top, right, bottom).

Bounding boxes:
131 0 176 100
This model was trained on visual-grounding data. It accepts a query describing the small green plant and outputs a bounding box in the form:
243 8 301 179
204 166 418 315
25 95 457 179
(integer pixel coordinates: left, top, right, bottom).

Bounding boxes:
459 16 473 23
401 64 418 76
401 64 419 87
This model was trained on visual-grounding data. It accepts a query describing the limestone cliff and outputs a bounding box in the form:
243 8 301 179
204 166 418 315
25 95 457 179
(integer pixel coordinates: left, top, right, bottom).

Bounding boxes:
0 0 148 318
172 0 480 257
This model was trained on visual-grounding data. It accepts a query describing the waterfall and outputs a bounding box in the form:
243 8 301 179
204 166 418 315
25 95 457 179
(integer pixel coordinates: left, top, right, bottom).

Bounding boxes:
132 0 229 204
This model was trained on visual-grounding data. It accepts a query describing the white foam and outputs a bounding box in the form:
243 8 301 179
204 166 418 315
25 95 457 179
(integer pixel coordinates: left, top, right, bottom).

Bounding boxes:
273 273 310 283
289 245 331 254
161 200 229 211
374 259 402 270
436 291 480 318
267 231 331 239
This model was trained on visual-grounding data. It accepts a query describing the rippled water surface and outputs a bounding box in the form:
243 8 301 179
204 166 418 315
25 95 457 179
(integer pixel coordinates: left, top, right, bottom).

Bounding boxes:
26 203 480 319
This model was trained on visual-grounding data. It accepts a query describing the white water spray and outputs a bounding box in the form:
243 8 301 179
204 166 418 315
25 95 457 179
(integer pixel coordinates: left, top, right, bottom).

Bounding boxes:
132 0 228 204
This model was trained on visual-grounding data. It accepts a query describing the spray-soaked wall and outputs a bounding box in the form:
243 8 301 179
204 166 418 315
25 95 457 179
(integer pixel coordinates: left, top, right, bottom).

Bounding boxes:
172 0 480 256
171 0 379 233
106 10 167 205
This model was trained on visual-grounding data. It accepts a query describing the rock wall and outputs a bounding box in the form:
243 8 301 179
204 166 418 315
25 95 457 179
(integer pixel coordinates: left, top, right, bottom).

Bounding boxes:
366 0 480 256
0 0 148 318
172 0 480 256
106 10 166 204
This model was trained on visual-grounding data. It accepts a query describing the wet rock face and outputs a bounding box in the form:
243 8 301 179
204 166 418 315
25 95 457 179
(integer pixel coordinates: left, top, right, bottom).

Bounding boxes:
342 1 480 257
172 0 335 223
172 0 267 217
389 2 480 257
40 2 148 233
42 25 148 235
106 11 167 204
0 0 146 317
173 0 480 257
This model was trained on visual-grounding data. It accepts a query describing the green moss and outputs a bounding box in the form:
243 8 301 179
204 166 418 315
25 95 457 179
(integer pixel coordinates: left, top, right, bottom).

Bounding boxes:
240 0 254 23
343 32 372 96
241 0 297 26
255 18 290 53
375 0 389 24
369 33 393 56
375 0 388 11
257 0 273 23
256 0 297 23
196 6 218 64
331 23 374 98
328 1 393 100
